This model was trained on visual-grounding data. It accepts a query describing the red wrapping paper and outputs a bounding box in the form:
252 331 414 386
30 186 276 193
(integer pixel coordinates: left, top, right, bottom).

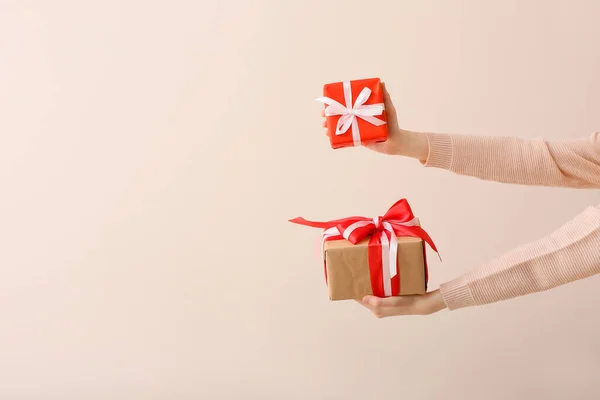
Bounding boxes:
320 77 388 149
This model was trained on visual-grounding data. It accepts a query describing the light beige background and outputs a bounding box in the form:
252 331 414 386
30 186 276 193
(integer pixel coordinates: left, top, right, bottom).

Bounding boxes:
1 0 599 399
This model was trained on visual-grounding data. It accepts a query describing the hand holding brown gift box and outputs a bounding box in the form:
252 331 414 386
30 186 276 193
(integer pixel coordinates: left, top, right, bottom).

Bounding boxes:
290 199 440 301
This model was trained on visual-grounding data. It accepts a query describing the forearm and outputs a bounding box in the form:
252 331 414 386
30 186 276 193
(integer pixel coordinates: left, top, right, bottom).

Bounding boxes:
398 130 600 188
440 205 600 310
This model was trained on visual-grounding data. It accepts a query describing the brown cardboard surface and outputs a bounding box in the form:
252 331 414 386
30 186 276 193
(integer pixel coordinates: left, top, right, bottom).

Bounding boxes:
324 236 426 301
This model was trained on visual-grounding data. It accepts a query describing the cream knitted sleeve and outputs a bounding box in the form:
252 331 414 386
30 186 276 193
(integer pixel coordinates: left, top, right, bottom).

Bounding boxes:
424 132 600 188
422 132 600 310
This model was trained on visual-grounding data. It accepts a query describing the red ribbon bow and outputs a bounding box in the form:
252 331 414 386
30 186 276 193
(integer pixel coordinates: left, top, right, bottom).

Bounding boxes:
290 199 439 297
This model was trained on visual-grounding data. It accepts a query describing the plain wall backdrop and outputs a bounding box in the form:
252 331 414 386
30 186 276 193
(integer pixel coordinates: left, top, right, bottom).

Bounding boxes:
1 0 599 399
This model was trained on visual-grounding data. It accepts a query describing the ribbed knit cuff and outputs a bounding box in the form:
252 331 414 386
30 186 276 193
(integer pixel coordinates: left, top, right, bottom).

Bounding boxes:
439 276 475 310
422 133 453 170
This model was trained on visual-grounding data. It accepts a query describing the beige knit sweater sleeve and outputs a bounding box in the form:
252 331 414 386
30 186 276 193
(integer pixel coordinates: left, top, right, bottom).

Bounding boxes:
423 132 600 310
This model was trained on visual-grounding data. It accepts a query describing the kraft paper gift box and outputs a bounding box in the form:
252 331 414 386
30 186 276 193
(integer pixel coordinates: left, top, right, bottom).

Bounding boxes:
324 231 427 301
290 199 440 301
317 77 388 149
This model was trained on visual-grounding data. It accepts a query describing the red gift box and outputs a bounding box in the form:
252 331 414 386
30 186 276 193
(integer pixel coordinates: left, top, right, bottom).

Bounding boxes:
317 78 388 149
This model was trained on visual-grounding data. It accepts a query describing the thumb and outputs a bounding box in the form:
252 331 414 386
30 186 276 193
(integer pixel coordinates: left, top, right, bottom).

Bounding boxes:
380 82 398 124
360 295 384 310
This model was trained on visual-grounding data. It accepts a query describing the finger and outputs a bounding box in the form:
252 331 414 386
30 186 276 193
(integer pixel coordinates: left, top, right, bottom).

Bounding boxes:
360 295 391 318
361 295 417 318
364 295 407 308
381 82 390 100
383 295 414 308
356 297 377 313
380 83 399 130
356 297 381 308
381 82 394 109
321 110 325 117
322 118 327 128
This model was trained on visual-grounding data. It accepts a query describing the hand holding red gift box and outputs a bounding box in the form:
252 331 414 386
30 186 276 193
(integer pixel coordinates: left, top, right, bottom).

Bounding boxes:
317 78 388 149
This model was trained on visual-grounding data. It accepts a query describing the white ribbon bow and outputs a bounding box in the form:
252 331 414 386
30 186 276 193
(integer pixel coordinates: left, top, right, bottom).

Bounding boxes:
316 81 386 147
321 217 419 297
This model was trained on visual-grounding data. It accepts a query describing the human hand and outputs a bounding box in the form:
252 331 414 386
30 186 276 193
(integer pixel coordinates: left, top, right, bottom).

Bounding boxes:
356 289 447 318
321 82 429 161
